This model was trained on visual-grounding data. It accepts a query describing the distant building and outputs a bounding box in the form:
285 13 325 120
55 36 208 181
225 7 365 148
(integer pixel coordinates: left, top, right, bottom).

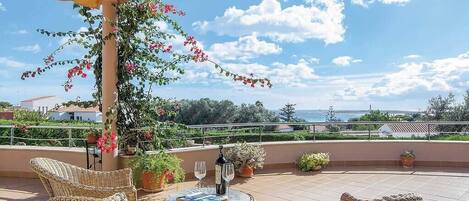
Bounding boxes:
49 105 102 122
309 125 327 133
275 125 294 132
378 123 438 138
20 96 64 114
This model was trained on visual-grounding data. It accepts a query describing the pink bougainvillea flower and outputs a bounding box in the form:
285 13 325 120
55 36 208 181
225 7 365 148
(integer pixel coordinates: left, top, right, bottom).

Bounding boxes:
97 131 117 153
126 63 136 72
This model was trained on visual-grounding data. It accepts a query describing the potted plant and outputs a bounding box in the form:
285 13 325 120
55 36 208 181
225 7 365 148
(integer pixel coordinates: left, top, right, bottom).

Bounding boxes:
400 150 415 168
298 152 330 172
85 128 99 144
129 152 184 192
125 145 137 155
225 142 266 178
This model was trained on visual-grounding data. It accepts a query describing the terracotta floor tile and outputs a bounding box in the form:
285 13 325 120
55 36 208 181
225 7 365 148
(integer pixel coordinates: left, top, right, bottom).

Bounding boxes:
4 166 469 201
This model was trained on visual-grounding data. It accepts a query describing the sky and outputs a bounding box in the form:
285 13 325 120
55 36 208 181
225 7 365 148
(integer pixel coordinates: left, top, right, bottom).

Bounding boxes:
1 0 469 110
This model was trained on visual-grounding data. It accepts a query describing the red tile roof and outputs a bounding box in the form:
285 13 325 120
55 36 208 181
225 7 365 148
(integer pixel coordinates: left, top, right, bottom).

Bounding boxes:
52 105 100 113
384 123 437 133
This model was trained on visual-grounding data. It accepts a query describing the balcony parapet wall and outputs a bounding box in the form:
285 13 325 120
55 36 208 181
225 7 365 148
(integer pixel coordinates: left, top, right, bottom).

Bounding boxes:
2 140 469 178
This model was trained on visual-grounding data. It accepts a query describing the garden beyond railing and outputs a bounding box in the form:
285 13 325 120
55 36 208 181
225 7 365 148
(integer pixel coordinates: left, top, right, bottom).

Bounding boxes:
2 121 469 149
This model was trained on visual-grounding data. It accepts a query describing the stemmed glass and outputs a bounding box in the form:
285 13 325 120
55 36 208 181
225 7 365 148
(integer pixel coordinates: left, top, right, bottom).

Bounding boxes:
194 161 206 188
222 163 235 197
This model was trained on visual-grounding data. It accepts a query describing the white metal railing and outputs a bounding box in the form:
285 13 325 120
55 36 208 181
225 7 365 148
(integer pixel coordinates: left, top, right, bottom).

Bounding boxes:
0 125 99 147
185 121 469 128
1 121 469 147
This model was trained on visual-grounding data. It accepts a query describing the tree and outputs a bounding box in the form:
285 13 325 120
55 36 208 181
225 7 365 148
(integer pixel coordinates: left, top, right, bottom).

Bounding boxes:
424 93 455 121
175 98 238 125
325 106 340 132
279 103 296 122
437 90 469 132
0 101 12 109
156 99 279 125
325 106 338 122
359 110 392 121
233 102 279 123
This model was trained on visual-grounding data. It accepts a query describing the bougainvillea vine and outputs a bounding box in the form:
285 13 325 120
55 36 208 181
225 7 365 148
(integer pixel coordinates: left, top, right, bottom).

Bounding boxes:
21 0 273 151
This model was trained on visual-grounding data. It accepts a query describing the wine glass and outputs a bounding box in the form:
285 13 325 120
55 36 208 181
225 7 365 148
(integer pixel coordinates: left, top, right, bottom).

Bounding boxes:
222 163 235 197
194 161 206 188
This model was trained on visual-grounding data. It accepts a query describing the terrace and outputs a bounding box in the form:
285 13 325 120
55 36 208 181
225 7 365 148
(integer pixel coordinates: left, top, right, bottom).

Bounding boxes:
2 122 469 200
2 0 469 200
4 166 469 201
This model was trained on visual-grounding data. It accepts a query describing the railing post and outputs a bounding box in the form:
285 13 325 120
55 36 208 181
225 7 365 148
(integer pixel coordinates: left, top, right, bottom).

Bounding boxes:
368 124 371 140
68 128 73 147
10 126 14 145
313 125 316 141
427 123 431 141
202 128 205 148
259 126 263 143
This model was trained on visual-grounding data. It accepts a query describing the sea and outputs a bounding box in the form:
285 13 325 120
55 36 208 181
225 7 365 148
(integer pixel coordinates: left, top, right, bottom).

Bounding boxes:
274 110 419 122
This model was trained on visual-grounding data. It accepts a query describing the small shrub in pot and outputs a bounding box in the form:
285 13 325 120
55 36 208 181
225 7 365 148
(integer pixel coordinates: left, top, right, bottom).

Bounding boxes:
298 152 330 172
129 152 184 192
400 150 415 168
225 142 266 177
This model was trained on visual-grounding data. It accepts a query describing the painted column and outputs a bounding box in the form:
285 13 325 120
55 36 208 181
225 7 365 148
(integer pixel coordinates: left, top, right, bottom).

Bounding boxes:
101 0 118 171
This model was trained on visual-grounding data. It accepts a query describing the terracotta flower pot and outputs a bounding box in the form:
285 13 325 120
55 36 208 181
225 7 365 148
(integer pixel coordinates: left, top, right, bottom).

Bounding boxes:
313 166 322 171
125 146 137 155
239 165 254 178
400 156 415 168
141 171 166 192
86 133 97 144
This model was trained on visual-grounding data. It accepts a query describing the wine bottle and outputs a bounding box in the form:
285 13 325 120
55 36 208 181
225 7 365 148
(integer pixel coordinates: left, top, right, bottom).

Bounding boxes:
215 145 227 195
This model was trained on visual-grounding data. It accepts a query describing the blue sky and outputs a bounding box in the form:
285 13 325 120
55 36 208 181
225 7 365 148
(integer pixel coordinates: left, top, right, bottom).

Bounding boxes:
1 0 469 110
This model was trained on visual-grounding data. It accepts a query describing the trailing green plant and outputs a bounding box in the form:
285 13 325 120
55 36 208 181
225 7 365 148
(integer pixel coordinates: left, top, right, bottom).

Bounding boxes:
13 109 46 122
298 152 330 172
400 150 415 158
129 151 184 185
84 127 100 137
224 142 266 171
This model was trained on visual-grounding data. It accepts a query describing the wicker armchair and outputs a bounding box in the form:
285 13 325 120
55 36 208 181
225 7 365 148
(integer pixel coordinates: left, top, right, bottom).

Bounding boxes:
340 192 423 201
48 192 128 201
30 158 137 201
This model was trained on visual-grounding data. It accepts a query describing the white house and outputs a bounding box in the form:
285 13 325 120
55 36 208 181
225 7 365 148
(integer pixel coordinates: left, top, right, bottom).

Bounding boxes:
378 123 438 138
49 105 102 123
309 125 327 133
20 96 64 114
275 125 294 132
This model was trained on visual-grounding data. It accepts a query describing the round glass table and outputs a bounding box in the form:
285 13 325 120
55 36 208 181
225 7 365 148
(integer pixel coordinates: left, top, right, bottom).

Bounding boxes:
165 187 254 201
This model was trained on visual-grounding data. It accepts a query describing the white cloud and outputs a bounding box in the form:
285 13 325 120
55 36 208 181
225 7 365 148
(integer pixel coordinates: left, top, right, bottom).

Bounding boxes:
182 59 318 88
13 44 41 54
8 30 28 35
0 2 6 12
351 0 410 8
335 51 469 100
270 59 319 87
380 0 410 5
351 0 370 7
193 0 345 44
404 54 421 59
184 70 209 81
207 34 282 62
332 56 362 66
0 57 28 68
16 30 27 34
307 57 320 64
